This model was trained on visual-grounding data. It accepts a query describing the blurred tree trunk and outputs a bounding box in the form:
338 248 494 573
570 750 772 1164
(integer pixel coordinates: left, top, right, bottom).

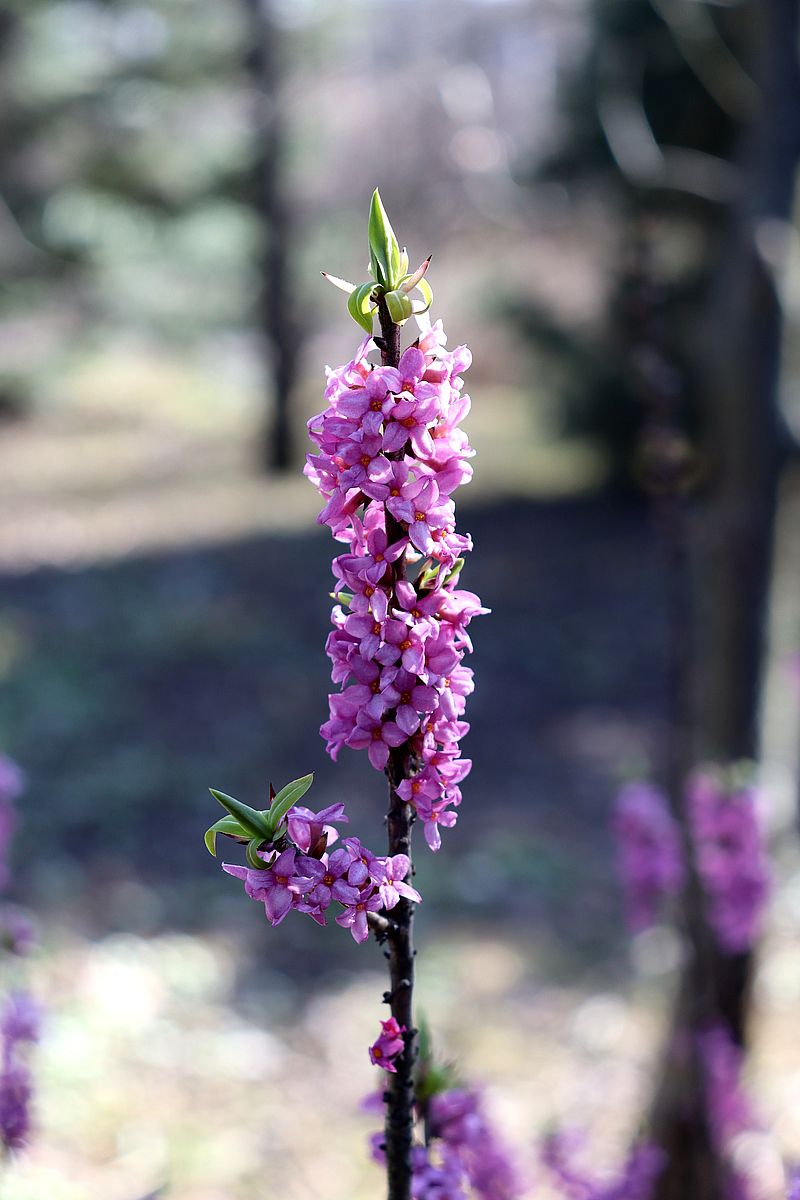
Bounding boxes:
244 0 298 472
650 3 800 1197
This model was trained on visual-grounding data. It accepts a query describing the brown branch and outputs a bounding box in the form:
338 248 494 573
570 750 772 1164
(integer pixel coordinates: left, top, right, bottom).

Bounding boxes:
377 294 417 1200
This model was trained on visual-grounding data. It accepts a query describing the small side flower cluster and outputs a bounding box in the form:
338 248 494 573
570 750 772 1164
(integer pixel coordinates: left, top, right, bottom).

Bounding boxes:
612 766 769 953
369 1085 522 1200
369 1017 406 1072
0 993 40 1151
0 755 23 891
0 755 38 1153
698 1022 760 1200
613 781 685 931
222 801 420 943
540 1129 665 1200
305 320 487 851
687 768 770 954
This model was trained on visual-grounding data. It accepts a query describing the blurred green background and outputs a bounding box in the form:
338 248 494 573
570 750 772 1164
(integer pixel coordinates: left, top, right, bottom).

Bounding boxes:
1 1 800 1197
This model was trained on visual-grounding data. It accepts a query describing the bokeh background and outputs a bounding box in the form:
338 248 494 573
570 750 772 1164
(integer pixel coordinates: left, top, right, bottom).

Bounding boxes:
1 1 800 1197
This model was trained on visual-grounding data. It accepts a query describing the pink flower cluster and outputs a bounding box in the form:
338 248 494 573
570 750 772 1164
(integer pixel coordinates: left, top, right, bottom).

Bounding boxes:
369 1016 406 1073
613 781 685 932
613 768 770 953
305 320 488 851
687 768 770 954
697 1022 759 1200
697 1023 756 1151
541 1129 665 1200
369 1085 522 1199
222 802 420 943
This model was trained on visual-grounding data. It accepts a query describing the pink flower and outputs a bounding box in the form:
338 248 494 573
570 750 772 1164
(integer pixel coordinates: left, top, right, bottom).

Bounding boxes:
347 713 407 770
222 847 310 927
368 1016 406 1072
378 854 421 909
613 781 685 932
336 887 383 943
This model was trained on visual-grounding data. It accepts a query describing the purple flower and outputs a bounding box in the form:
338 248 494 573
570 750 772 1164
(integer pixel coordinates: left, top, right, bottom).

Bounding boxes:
613 781 685 932
0 1061 32 1151
541 1129 664 1200
687 767 770 953
1 994 40 1056
698 1022 755 1149
303 848 361 910
286 802 348 856
368 1016 406 1072
335 886 383 943
342 837 385 887
378 855 422 909
306 322 486 851
222 847 310 926
347 713 407 770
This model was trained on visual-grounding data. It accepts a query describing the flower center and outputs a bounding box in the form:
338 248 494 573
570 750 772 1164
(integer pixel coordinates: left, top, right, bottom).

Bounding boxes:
372 621 381 635
372 1046 383 1058
372 728 382 740
400 639 412 651
323 873 334 887
401 417 416 429
275 875 289 886
400 692 411 704
414 511 425 522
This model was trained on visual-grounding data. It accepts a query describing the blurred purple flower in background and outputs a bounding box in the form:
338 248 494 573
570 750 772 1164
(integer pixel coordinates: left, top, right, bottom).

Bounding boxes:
613 781 685 932
687 768 770 954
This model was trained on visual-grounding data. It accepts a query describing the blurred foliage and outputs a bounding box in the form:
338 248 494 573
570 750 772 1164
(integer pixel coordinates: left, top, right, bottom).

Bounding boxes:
512 0 761 489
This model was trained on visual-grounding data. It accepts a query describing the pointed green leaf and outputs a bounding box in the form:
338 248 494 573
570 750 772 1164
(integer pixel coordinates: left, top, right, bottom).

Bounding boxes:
269 773 314 826
348 281 376 333
368 189 400 290
384 289 413 324
204 815 248 857
321 271 357 294
209 789 272 839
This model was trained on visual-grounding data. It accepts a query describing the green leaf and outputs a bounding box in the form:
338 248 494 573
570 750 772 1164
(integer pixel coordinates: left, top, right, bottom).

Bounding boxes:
368 189 401 290
411 277 433 315
348 281 377 333
246 837 271 870
321 271 357 294
444 557 465 586
330 590 354 606
384 289 413 324
269 773 314 827
209 789 272 839
204 815 248 857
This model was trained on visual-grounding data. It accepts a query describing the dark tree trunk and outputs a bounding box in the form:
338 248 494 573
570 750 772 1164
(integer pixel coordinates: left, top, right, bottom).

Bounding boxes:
650 3 800 1197
244 0 298 472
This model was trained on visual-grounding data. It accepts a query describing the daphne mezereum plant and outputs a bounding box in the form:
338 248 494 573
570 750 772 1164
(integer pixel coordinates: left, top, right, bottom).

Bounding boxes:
0 755 39 1159
204 191 496 1200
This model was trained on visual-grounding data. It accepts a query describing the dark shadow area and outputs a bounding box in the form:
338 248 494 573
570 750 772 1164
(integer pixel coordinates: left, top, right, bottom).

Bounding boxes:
0 493 669 990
